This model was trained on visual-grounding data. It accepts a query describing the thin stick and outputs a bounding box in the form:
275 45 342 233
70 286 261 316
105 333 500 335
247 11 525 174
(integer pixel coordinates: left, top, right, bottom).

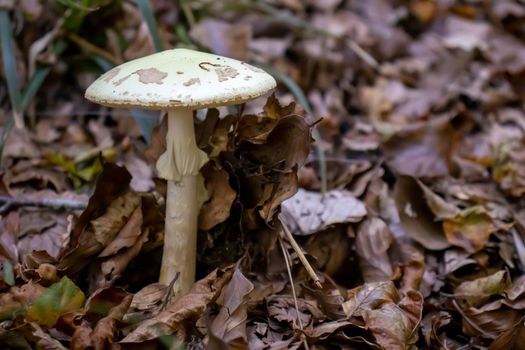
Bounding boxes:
278 234 309 350
0 195 87 214
451 300 496 340
278 214 322 289
161 271 180 310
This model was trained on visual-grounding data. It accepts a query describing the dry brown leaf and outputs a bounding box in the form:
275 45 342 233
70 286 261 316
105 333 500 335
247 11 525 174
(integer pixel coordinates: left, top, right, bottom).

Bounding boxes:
58 163 132 274
121 266 235 343
240 115 311 171
393 176 450 250
281 188 366 235
356 217 394 283
343 281 422 349
199 165 237 231
207 269 254 348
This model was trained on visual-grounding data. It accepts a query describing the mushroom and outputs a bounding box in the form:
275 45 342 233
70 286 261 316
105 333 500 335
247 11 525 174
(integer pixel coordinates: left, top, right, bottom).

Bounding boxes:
85 48 276 297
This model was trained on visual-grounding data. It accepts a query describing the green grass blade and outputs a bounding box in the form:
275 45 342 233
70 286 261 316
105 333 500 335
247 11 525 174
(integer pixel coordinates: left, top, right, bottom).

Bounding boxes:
255 62 328 194
0 10 22 112
0 41 68 165
135 0 164 52
2 260 15 286
0 67 51 165
129 109 157 144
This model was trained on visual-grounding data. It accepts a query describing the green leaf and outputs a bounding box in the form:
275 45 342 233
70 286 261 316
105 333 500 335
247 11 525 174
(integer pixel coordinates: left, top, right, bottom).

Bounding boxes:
129 109 157 144
26 276 85 327
46 153 104 187
454 270 511 307
1 260 14 286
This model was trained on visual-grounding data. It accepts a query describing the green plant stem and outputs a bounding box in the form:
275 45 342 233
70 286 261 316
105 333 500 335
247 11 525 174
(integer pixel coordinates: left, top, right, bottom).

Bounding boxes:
0 41 67 166
135 0 164 52
0 10 22 120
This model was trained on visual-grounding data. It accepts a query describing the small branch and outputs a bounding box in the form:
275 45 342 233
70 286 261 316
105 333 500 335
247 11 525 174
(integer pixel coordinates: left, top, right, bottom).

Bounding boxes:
161 271 180 310
278 234 310 350
0 195 87 214
278 213 322 289
451 299 496 340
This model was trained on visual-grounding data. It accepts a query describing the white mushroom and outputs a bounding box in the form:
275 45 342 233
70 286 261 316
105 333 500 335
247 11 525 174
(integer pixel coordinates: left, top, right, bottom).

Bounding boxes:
85 48 276 298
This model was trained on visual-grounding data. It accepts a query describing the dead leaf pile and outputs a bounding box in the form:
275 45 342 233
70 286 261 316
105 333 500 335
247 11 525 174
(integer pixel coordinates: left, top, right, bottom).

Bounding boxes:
2 0 525 349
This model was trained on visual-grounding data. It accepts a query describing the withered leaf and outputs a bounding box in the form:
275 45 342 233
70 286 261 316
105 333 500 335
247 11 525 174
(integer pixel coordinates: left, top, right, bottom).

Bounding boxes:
208 269 254 347
281 188 366 235
356 217 394 283
199 165 237 231
57 163 134 275
393 176 450 250
240 115 311 171
121 266 235 343
343 281 422 349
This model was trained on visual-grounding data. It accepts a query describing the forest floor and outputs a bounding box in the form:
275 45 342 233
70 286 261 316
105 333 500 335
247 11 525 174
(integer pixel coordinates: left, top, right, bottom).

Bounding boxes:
2 1 525 349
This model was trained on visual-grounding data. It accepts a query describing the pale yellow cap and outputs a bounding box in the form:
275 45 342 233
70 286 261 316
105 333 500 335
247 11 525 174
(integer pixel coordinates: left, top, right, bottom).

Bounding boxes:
85 48 276 110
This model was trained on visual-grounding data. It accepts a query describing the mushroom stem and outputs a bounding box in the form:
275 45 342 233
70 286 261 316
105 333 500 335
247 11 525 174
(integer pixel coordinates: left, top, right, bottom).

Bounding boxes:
157 108 207 296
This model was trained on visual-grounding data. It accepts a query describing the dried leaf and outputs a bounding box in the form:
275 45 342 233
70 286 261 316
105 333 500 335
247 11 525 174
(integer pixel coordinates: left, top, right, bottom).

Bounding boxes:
199 165 237 231
393 176 450 250
281 188 366 235
356 217 394 282
121 266 235 343
208 269 254 347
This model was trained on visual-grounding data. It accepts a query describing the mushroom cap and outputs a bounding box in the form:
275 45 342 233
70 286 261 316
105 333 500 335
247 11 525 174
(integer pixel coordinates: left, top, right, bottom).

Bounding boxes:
85 48 276 110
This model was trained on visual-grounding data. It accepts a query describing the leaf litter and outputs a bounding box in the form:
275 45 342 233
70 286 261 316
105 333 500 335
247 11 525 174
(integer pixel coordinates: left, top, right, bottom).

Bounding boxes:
2 0 525 349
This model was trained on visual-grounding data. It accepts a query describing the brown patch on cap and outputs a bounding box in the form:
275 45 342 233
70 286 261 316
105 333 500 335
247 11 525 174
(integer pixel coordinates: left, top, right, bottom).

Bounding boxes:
113 74 131 86
176 71 184 74
241 62 264 73
215 66 239 82
102 67 121 82
183 78 201 86
135 68 168 84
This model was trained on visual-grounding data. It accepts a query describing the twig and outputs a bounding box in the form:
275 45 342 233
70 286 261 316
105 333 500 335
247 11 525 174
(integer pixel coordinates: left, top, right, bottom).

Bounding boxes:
278 234 309 350
451 299 496 340
161 271 180 310
0 195 87 214
347 39 379 69
278 213 322 289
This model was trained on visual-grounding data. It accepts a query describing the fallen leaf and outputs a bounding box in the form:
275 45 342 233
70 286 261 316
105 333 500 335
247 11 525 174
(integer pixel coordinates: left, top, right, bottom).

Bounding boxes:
393 176 450 250
26 276 85 327
356 217 394 283
208 269 254 347
199 165 237 231
454 270 511 307
121 266 235 343
282 188 367 235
